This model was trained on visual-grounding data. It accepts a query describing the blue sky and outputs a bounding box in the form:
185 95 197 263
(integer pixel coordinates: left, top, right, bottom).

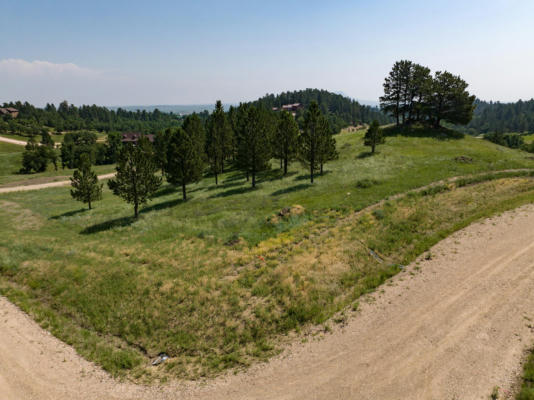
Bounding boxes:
1 0 534 106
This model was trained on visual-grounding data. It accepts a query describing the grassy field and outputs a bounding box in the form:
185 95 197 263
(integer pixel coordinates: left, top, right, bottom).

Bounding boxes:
0 139 114 186
0 131 107 144
1 127 534 382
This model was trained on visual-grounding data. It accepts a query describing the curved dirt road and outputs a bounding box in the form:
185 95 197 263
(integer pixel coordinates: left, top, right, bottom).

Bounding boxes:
3 205 534 399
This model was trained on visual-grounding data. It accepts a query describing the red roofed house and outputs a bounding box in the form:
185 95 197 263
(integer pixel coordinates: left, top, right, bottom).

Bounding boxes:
0 107 19 118
121 132 155 144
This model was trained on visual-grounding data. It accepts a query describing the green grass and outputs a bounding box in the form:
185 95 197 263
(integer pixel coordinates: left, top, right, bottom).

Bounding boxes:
0 141 114 186
1 127 534 381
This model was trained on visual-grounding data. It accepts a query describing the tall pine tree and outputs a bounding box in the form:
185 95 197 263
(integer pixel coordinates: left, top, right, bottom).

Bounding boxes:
235 106 272 188
298 102 334 183
206 100 233 184
70 154 103 209
108 137 162 218
165 114 205 200
273 110 299 175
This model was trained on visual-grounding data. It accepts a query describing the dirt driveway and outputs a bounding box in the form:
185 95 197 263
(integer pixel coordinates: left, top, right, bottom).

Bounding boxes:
2 205 534 399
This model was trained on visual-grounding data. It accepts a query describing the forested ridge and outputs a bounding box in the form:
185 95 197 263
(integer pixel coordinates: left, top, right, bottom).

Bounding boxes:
252 89 393 132
460 98 534 134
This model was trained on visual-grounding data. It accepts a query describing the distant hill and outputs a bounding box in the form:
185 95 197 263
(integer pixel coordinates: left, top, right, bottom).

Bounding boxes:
459 99 534 134
251 89 392 132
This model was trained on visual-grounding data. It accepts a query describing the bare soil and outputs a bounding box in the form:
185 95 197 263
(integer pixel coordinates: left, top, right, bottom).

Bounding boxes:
0 173 115 193
2 205 534 399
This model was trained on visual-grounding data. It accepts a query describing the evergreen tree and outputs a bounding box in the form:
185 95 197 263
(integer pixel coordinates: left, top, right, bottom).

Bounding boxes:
427 71 475 127
206 100 233 184
274 111 299 175
298 102 333 183
108 137 162 218
235 106 272 188
380 61 404 126
20 137 48 173
154 129 172 174
165 116 204 200
364 120 384 154
70 154 103 209
317 116 338 174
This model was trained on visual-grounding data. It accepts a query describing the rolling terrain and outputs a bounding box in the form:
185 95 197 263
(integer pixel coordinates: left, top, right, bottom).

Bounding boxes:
2 126 534 390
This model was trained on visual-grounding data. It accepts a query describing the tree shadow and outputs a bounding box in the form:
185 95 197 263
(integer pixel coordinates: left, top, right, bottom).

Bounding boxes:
140 197 184 214
356 151 374 159
206 180 245 191
382 124 464 140
271 183 311 196
152 186 178 198
49 208 87 220
209 186 257 198
80 216 136 234
294 170 331 181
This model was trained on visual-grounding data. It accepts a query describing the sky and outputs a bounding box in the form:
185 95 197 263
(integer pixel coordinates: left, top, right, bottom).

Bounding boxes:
1 0 534 107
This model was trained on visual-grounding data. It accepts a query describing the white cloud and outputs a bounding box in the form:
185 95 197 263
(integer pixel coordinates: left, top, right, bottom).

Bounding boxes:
0 58 99 78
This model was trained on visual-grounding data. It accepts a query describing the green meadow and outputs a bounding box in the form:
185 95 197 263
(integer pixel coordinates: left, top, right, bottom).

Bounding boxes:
2 127 534 381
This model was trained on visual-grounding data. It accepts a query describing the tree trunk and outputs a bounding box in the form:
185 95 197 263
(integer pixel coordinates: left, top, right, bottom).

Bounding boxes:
134 201 139 218
320 162 323 175
182 182 187 201
372 142 376 154
252 171 256 188
280 158 282 169
214 172 218 185
310 161 314 183
88 198 92 210
283 158 288 175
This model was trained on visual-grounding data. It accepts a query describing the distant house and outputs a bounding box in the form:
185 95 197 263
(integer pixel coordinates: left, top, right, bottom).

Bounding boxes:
121 132 155 144
0 107 19 118
271 103 303 116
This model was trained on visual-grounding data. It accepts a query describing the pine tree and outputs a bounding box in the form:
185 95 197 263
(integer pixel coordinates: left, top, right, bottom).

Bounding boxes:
70 154 103 209
317 116 338 174
427 71 475 128
298 102 333 183
165 115 204 200
380 61 404 126
235 106 272 187
21 137 49 173
274 111 299 175
206 100 233 184
108 137 162 218
364 120 384 154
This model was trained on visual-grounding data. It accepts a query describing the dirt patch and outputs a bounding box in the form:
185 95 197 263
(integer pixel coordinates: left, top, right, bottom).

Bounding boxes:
0 200 43 230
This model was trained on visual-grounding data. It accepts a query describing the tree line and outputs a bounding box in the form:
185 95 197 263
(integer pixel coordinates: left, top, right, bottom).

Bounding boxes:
459 99 534 134
70 101 339 216
0 100 182 135
380 60 475 128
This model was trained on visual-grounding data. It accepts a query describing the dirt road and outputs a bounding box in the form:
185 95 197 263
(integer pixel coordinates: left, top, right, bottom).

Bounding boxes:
0 135 28 146
0 173 115 193
2 205 534 399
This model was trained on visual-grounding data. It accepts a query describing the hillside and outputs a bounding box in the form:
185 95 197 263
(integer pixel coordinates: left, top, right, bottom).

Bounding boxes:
1 127 534 382
252 89 392 131
459 98 534 134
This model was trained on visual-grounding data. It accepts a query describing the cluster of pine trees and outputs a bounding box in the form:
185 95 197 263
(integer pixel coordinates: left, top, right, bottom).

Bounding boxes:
461 99 534 134
0 100 182 134
253 89 392 132
71 101 339 215
380 60 475 128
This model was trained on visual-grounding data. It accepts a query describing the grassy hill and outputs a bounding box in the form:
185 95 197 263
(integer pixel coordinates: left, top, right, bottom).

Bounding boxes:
1 127 534 381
